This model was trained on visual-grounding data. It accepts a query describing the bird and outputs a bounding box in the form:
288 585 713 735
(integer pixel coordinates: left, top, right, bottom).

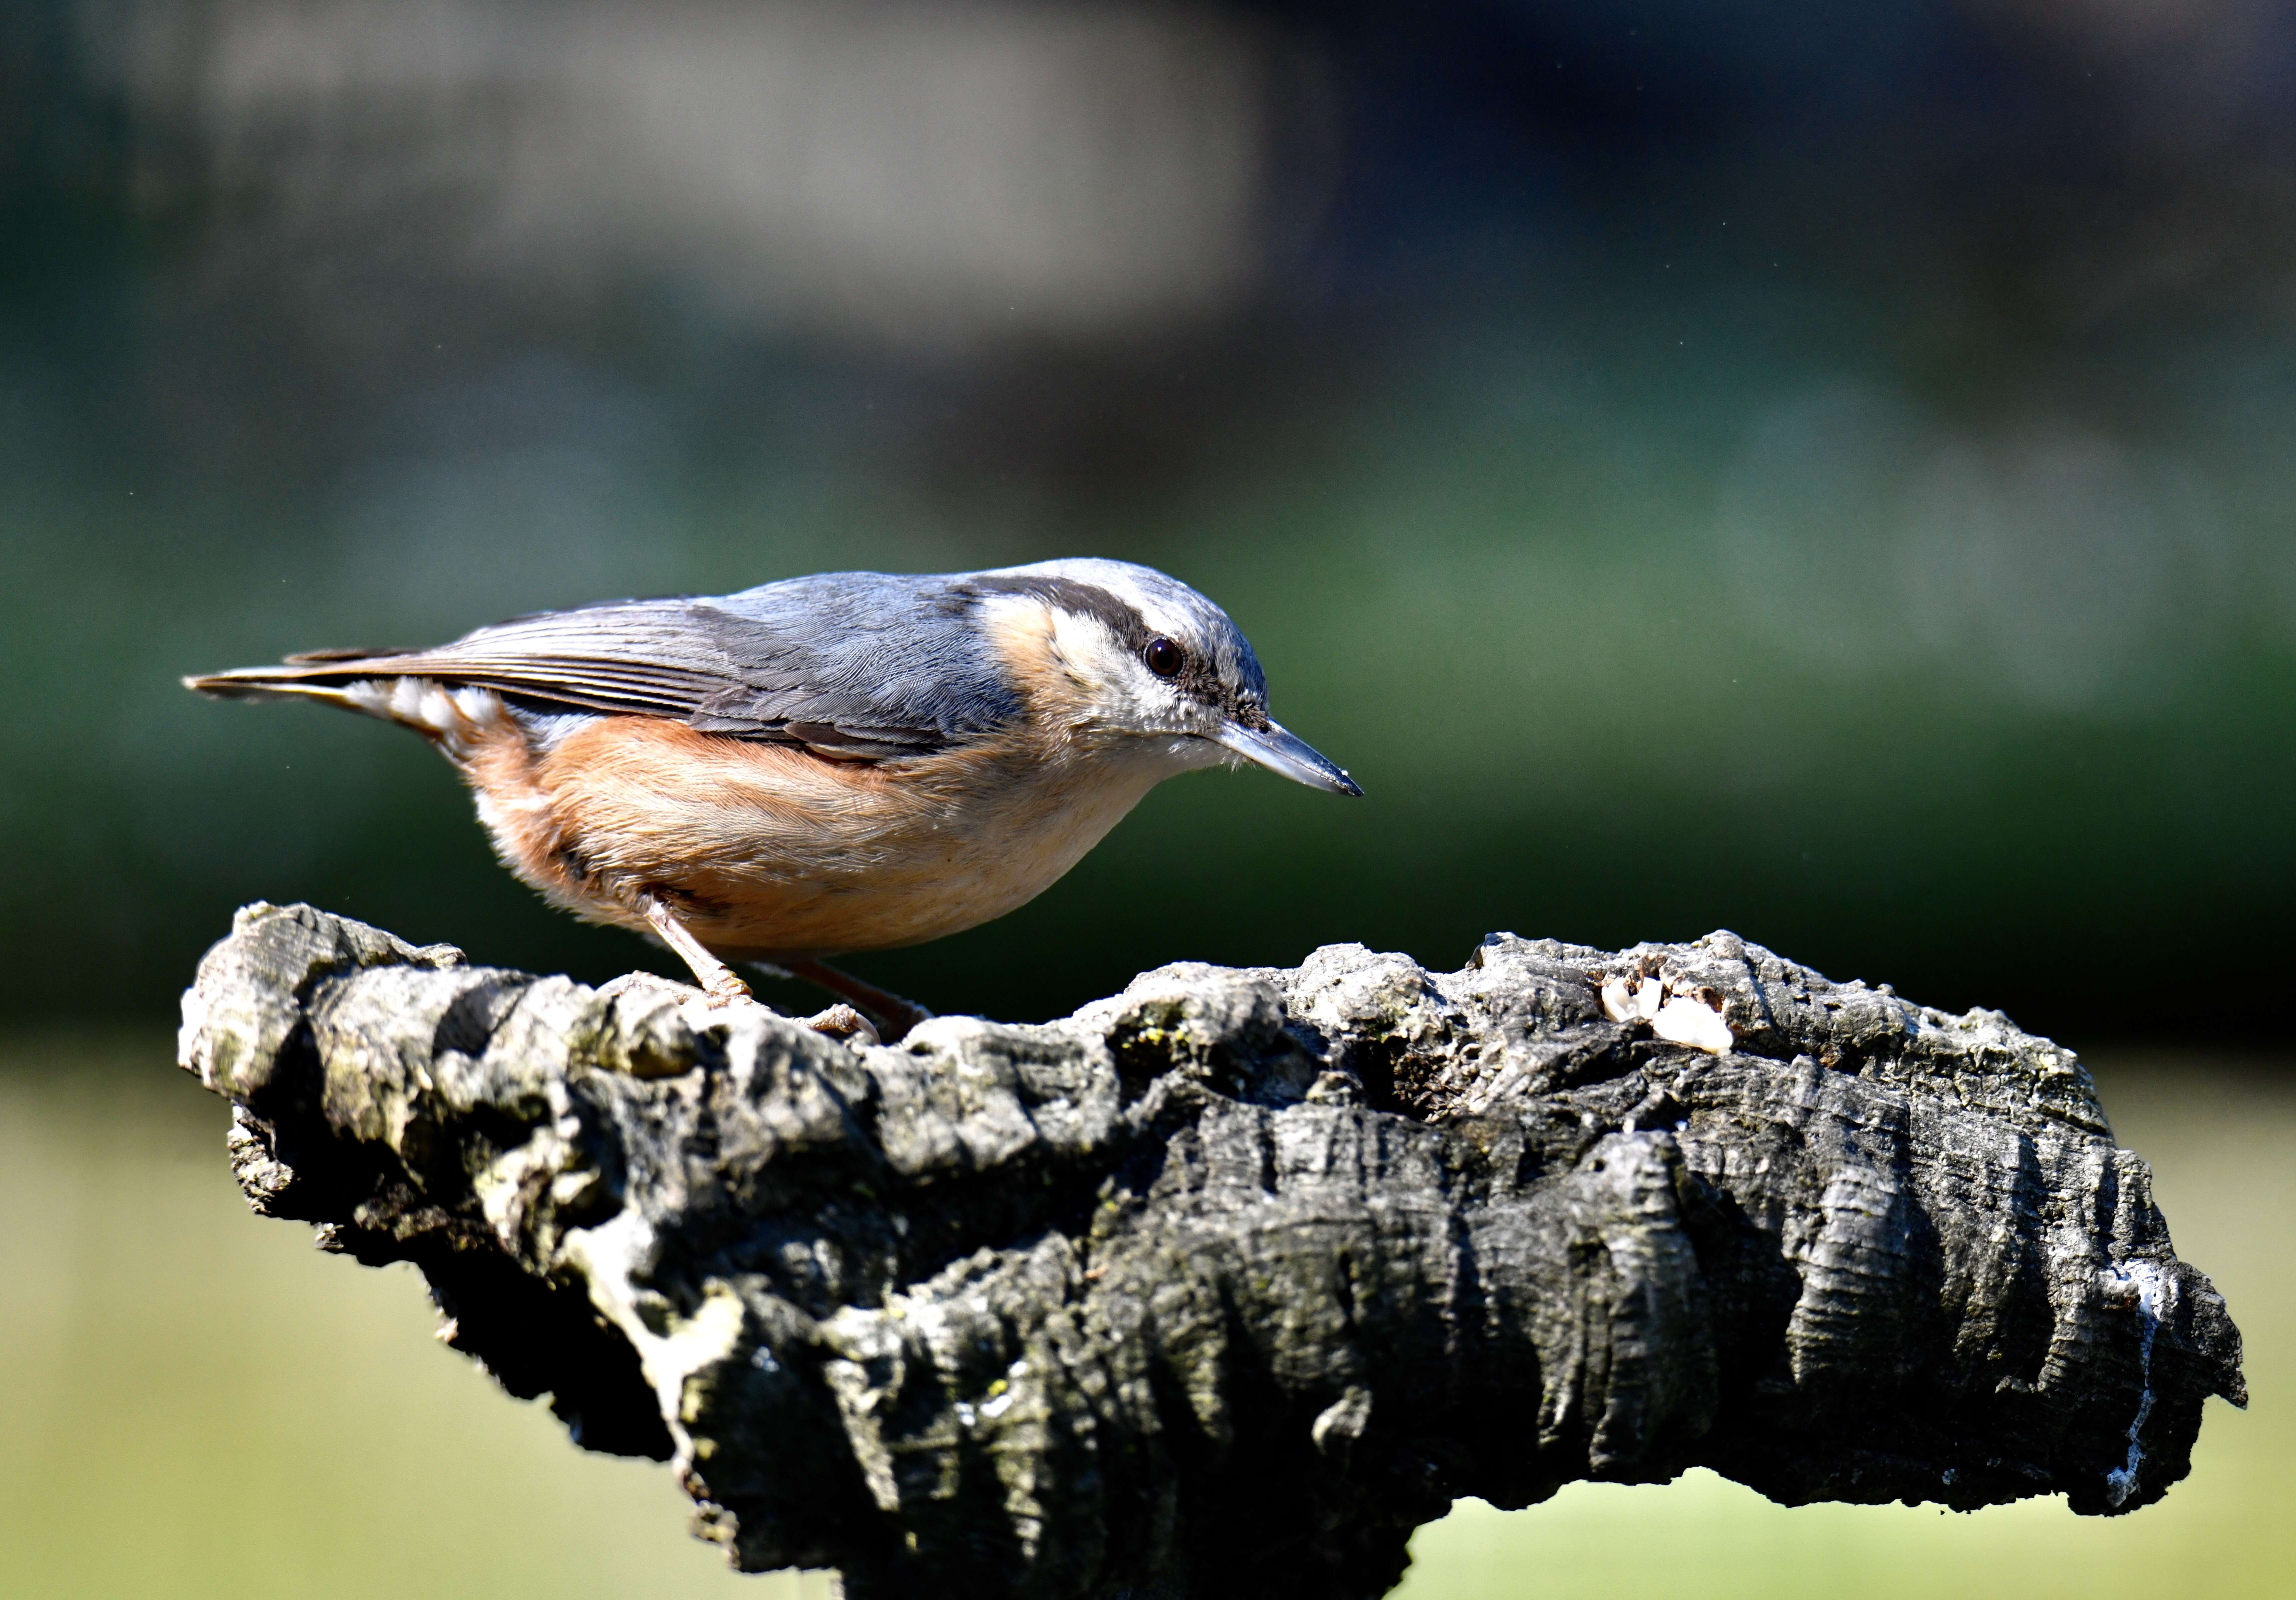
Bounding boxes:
186 558 1360 1041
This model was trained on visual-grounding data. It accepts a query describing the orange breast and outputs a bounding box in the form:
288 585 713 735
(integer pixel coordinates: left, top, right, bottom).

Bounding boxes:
480 715 1168 958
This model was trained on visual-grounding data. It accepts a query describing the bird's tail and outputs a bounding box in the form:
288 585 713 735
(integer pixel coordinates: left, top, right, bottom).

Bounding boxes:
184 654 517 759
183 650 408 714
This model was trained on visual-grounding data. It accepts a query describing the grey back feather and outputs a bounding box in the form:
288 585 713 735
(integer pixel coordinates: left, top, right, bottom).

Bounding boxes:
304 574 1018 757
196 560 1262 761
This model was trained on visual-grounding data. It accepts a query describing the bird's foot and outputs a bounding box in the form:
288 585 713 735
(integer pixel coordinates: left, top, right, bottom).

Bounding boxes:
701 970 757 1008
805 1003 880 1048
640 894 762 1009
782 957 935 1044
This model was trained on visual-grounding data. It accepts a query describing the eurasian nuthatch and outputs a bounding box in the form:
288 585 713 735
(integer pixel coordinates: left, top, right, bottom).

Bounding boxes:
187 559 1359 1038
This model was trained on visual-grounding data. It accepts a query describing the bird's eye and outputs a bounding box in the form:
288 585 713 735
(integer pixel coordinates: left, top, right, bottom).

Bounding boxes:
1143 637 1184 678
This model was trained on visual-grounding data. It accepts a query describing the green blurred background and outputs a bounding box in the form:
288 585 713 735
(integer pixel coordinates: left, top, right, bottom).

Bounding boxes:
1 0 2289 1594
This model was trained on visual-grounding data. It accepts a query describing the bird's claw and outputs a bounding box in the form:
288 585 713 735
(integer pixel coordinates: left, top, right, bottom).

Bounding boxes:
806 1003 881 1048
701 972 758 1008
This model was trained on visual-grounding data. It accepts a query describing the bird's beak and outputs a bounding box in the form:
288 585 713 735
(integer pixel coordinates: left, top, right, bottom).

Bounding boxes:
1214 719 1363 796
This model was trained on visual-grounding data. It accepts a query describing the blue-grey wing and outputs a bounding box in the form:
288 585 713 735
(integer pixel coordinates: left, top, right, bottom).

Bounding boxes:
232 573 1021 758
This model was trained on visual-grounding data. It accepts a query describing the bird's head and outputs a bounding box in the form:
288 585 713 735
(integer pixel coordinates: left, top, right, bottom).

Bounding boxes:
967 558 1360 796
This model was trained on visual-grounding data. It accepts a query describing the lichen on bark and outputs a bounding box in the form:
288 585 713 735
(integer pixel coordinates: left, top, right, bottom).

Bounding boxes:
179 903 2244 1600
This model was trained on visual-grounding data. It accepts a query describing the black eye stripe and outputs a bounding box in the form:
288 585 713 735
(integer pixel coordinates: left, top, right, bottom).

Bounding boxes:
967 575 1151 654
963 572 1265 725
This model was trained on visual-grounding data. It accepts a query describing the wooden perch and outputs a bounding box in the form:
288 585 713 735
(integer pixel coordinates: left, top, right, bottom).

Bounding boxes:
178 903 2244 1599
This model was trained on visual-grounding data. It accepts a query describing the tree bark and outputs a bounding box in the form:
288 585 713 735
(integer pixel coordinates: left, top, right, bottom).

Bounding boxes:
178 902 2244 1600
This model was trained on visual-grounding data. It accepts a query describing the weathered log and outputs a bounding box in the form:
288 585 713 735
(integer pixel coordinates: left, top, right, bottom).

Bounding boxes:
178 903 2243 1600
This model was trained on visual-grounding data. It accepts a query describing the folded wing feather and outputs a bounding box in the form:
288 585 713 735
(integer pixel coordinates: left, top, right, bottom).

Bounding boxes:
188 575 1026 761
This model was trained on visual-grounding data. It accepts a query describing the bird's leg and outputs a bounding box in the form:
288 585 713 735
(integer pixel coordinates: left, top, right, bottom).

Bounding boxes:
638 895 755 1007
638 905 887 1045
775 957 936 1044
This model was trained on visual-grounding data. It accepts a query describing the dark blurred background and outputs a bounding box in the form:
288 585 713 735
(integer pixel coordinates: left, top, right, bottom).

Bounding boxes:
4 0 2293 1036
4 7 2291 1598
